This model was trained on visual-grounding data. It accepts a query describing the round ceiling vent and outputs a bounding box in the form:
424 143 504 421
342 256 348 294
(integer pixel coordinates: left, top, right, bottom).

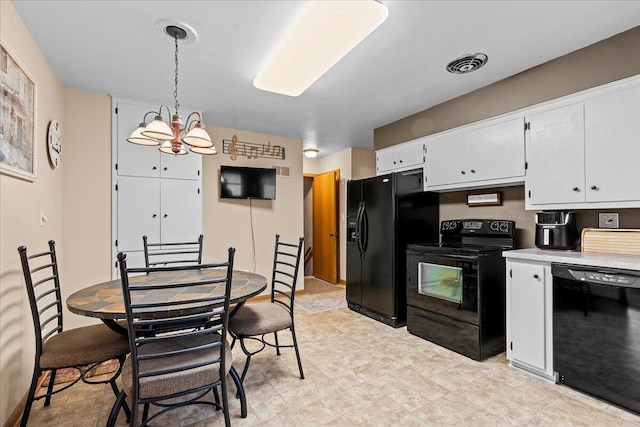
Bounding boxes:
446 53 488 74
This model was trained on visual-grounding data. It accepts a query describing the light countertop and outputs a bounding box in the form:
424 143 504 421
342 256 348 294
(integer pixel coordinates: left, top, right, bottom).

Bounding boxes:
503 248 640 271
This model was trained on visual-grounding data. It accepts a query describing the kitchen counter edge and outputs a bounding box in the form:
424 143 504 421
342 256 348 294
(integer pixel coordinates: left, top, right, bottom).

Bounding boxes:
502 248 640 271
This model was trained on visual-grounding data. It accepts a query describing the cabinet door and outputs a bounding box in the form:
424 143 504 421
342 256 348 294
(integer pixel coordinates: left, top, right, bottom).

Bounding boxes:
509 262 546 371
527 103 585 205
116 102 161 177
585 86 640 203
376 148 397 174
160 148 201 180
467 117 525 182
424 132 467 186
160 180 201 244
393 139 424 170
117 176 160 251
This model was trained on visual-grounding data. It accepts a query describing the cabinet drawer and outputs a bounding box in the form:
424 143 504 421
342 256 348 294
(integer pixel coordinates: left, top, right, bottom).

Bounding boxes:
407 306 481 360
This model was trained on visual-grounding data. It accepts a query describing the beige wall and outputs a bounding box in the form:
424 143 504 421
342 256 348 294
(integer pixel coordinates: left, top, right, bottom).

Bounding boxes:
0 1 65 423
303 148 375 282
202 126 304 290
60 89 113 329
374 26 640 248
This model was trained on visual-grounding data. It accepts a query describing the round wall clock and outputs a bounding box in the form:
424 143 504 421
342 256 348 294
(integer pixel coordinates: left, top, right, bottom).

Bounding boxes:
47 120 61 168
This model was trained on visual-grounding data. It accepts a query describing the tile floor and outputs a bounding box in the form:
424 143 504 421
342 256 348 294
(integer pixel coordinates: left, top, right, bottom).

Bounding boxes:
24 286 640 426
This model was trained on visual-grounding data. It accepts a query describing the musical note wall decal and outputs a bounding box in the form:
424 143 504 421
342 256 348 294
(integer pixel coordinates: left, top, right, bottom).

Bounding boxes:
222 134 286 160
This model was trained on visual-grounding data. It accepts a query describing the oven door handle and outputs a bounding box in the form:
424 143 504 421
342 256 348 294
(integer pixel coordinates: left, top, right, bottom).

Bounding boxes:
429 254 479 262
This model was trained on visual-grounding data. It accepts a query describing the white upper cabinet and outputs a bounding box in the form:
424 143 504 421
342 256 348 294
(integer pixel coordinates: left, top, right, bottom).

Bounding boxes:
527 103 585 205
424 116 525 191
526 82 640 209
376 138 425 174
584 86 640 203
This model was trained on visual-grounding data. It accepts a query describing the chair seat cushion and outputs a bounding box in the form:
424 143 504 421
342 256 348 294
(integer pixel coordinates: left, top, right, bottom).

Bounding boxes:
40 323 130 370
122 334 232 400
228 302 291 337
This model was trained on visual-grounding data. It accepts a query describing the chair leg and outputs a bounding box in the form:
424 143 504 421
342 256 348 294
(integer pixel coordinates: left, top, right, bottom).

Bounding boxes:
230 334 236 349
274 331 281 356
212 387 221 409
221 377 231 427
44 369 56 406
107 390 126 427
229 366 247 418
20 365 42 427
290 326 305 380
238 338 253 384
142 403 150 424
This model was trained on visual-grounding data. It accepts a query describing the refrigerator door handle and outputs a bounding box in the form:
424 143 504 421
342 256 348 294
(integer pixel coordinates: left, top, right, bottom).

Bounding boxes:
361 206 369 253
356 203 364 257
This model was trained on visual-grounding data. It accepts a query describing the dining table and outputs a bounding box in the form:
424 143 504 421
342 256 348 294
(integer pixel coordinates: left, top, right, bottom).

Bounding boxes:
66 268 268 335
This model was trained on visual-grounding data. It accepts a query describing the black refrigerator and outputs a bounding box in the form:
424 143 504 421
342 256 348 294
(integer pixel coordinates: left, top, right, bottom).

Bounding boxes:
346 172 439 327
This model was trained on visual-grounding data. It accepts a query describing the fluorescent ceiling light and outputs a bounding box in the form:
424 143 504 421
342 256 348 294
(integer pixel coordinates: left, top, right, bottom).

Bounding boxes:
254 0 388 96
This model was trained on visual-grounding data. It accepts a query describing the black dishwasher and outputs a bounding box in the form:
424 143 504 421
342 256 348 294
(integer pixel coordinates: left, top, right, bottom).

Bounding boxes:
553 263 640 414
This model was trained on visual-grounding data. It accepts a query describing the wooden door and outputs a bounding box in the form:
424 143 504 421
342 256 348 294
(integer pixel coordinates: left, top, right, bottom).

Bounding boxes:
312 169 339 283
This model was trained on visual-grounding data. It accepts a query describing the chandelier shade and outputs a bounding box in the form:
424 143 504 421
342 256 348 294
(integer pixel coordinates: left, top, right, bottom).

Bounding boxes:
141 115 175 141
127 123 161 146
127 23 216 156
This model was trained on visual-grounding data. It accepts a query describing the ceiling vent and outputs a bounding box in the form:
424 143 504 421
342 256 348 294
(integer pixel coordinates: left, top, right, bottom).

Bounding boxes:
446 53 488 74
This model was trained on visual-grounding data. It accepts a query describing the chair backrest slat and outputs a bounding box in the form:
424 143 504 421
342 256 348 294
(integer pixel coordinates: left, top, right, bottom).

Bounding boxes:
18 241 64 360
143 234 204 268
118 247 235 403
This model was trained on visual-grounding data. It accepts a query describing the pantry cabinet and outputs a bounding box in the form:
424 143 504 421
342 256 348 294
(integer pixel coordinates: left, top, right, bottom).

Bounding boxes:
112 99 202 277
424 116 525 191
526 84 640 209
376 137 425 174
505 258 554 380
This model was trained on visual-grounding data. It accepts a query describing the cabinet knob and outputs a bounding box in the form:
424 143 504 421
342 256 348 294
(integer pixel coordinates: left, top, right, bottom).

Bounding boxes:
572 187 580 192
393 161 396 164
533 274 539 279
399 160 403 163
591 185 599 191
152 166 157 170
163 214 168 218
470 169 476 173
152 214 157 218
461 171 466 175
163 167 168 171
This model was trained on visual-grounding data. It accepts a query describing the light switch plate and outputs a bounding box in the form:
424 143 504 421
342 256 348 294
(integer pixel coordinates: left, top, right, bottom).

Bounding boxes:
599 213 619 228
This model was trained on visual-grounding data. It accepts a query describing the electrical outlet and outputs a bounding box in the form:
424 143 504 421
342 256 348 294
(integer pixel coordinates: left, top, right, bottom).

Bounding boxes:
598 213 619 229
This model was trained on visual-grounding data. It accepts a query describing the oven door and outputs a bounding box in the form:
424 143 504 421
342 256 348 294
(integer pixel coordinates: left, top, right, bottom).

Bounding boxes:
407 252 479 325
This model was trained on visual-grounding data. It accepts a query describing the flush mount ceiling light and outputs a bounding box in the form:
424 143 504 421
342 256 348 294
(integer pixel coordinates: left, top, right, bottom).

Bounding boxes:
303 148 319 158
446 53 489 74
253 0 389 96
127 23 217 155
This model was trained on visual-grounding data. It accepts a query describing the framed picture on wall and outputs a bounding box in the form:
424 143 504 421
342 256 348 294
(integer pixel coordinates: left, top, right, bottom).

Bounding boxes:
0 40 37 181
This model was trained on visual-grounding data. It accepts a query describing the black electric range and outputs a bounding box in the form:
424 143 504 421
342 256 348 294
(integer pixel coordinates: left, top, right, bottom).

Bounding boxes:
406 219 515 361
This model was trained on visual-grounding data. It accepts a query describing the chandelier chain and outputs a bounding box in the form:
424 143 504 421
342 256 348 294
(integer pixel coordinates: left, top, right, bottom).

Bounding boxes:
174 34 180 115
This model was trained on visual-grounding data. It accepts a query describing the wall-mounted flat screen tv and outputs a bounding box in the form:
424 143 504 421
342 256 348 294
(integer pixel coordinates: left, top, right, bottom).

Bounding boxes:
220 165 276 200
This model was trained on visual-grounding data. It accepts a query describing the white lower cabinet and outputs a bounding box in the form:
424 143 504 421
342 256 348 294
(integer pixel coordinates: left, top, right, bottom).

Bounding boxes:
506 258 554 380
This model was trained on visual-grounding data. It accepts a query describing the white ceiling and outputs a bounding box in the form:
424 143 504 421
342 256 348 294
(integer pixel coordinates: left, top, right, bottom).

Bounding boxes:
11 1 640 158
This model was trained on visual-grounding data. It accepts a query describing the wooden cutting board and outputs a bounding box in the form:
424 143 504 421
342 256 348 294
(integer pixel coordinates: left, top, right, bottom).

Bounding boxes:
581 228 640 256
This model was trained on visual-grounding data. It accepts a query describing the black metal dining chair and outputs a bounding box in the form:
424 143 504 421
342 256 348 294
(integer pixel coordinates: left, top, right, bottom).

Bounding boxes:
142 234 204 268
18 241 130 427
229 235 305 383
108 248 246 427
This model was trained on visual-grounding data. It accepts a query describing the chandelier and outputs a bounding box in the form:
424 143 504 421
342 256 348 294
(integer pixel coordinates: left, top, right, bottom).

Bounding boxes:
127 24 216 155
